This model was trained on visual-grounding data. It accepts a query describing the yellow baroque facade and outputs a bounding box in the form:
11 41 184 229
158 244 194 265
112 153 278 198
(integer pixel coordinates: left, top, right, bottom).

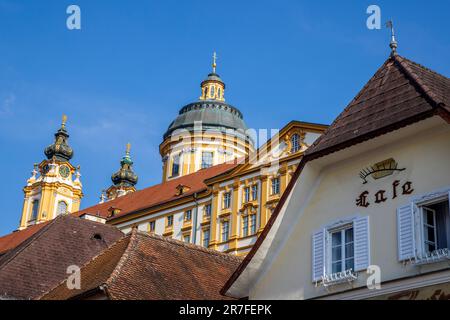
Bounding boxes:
107 120 326 256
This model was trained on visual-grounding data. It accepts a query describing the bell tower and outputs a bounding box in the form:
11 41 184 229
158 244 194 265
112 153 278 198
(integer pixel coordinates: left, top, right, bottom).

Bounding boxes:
19 115 83 230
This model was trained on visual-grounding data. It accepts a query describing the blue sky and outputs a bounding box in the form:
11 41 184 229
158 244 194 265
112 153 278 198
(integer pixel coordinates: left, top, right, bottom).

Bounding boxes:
0 0 449 236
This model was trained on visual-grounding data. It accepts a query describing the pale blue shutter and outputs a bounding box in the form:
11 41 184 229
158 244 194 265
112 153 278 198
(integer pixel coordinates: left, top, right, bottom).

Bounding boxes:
312 230 325 282
397 204 415 261
353 216 370 271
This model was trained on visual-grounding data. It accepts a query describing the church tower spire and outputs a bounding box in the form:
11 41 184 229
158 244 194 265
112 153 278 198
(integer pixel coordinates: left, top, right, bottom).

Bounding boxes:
105 143 138 201
19 115 83 230
199 52 226 102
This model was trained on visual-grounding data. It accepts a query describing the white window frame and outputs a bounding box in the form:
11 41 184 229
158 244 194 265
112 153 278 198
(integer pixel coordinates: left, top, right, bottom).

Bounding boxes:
412 188 450 261
312 215 369 285
328 224 355 275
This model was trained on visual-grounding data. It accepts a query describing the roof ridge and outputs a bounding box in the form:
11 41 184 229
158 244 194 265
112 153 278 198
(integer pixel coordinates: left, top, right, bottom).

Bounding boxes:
306 58 394 153
104 229 140 299
394 55 445 107
75 162 238 219
136 231 243 263
0 218 59 272
36 231 129 300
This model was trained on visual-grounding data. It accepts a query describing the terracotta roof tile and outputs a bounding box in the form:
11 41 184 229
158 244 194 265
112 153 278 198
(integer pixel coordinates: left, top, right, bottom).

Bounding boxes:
0 222 50 256
305 55 450 159
42 230 243 300
0 215 123 299
75 162 238 221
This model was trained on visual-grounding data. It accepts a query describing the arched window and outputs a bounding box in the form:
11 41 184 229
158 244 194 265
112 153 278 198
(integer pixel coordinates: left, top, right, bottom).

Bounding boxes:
210 85 215 97
204 87 208 98
172 154 180 177
218 88 221 98
30 200 39 221
291 134 300 153
57 201 68 216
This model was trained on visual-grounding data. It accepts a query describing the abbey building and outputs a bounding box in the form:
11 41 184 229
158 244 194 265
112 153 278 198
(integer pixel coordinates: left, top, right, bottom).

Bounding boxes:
15 56 327 256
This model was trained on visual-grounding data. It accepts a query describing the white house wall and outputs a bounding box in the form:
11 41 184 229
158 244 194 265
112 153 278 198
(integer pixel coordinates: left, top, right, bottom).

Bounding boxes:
248 117 450 300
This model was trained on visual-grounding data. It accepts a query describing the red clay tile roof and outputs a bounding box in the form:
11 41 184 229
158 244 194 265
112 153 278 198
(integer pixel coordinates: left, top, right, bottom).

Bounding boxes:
222 54 450 297
0 222 50 256
42 229 243 300
0 215 123 299
75 162 238 221
305 54 450 159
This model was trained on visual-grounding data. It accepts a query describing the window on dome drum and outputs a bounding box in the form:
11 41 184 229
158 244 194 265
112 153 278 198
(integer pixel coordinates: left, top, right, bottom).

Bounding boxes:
421 200 450 255
250 214 257 235
184 210 192 222
221 221 229 242
218 88 221 98
223 192 231 209
244 187 250 203
184 234 191 243
242 215 249 237
271 178 280 195
204 204 212 218
201 152 214 169
330 226 354 274
211 86 215 97
171 154 180 177
203 229 210 248
149 221 156 233
29 199 39 222
204 87 208 98
166 215 174 228
291 134 301 153
252 185 258 201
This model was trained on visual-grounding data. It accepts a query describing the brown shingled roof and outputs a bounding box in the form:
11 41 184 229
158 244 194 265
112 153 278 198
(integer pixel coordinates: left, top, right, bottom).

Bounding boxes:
75 162 238 221
42 230 243 300
305 54 450 159
0 215 123 299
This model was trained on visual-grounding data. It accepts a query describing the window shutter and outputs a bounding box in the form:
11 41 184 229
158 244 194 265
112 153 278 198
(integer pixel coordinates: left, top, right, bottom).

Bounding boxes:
312 229 325 282
353 216 370 271
397 204 415 261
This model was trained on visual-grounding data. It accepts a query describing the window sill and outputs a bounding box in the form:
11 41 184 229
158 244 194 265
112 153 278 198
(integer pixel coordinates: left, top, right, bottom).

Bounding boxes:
412 249 450 266
181 223 192 231
316 270 358 288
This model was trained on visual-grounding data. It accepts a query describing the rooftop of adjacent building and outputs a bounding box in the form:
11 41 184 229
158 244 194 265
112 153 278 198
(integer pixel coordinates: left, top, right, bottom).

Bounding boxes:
41 228 242 300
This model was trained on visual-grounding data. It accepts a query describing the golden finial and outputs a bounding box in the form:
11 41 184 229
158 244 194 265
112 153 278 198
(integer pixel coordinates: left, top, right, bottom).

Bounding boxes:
61 114 68 128
212 52 217 73
126 142 131 155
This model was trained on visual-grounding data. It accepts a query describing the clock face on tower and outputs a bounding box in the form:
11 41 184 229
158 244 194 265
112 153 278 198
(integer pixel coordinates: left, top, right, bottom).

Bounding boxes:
59 165 70 178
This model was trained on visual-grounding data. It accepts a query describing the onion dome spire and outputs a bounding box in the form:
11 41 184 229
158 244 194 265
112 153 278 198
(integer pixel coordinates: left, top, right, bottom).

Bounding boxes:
44 115 74 162
111 143 138 187
199 52 226 101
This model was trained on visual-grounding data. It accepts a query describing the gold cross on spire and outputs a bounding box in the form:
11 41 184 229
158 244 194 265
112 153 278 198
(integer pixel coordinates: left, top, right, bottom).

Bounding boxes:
126 142 131 155
61 114 68 128
212 52 217 73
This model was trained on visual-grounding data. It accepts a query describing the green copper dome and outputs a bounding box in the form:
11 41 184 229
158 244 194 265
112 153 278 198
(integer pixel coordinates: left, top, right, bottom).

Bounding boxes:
163 100 250 140
111 144 138 187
